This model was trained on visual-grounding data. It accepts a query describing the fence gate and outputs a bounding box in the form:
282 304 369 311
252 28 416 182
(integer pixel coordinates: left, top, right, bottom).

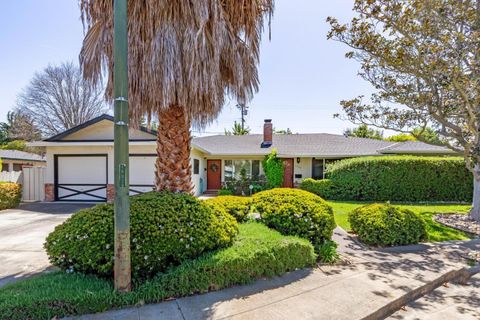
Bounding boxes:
22 166 46 202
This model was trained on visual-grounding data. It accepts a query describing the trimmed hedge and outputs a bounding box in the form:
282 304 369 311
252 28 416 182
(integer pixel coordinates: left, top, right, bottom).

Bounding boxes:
252 188 336 249
45 192 238 280
0 182 22 210
325 156 472 201
0 223 315 320
299 178 335 199
348 203 428 246
204 196 252 222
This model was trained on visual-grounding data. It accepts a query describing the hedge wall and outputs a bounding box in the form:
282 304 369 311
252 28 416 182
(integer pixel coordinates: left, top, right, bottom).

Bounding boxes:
324 156 472 202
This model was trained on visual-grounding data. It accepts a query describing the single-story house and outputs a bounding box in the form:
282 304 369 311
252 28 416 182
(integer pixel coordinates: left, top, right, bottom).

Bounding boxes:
0 149 46 172
29 115 456 202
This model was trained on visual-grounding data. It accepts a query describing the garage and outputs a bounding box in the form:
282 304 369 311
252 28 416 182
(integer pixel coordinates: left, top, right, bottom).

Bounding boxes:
54 154 108 202
129 154 156 195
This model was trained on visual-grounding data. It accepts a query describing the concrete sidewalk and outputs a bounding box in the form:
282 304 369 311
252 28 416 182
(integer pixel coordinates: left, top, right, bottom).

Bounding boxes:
71 229 480 320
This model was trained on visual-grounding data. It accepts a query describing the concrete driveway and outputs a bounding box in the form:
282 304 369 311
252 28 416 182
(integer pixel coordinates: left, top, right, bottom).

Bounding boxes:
0 202 94 287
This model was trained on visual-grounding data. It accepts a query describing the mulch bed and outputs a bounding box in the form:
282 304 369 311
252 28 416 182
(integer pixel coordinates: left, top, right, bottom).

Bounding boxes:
433 213 480 237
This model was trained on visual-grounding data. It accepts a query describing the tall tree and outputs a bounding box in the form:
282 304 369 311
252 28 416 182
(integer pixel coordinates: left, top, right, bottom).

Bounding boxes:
225 121 251 135
80 1 274 193
328 0 480 220
344 124 383 140
16 62 108 136
0 111 42 142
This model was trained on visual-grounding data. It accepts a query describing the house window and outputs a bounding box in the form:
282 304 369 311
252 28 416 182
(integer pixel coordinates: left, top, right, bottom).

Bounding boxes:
224 160 261 180
312 159 324 180
12 164 22 172
193 159 200 175
1 163 8 172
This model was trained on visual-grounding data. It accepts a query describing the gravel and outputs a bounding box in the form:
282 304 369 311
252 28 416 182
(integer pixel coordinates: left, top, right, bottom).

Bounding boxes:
433 214 480 237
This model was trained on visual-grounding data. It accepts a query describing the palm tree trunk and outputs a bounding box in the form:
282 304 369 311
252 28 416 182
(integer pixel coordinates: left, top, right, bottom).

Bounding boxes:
155 105 193 193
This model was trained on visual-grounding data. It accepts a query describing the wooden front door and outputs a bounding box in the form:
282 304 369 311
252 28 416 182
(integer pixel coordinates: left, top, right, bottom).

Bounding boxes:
283 158 294 188
207 159 222 190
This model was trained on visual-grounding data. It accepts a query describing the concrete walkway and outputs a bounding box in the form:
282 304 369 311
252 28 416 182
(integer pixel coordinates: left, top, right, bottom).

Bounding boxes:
0 202 93 287
71 228 480 320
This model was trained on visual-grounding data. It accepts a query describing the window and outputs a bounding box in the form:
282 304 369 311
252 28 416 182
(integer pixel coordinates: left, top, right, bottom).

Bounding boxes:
13 164 22 172
1 163 8 172
312 159 324 180
193 159 200 174
224 160 261 180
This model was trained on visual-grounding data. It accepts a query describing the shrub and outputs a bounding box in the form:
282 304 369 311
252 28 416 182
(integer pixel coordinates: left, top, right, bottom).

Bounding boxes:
252 188 336 248
327 156 472 202
45 191 238 280
0 223 315 320
204 196 252 222
0 182 22 210
218 188 233 196
262 149 284 188
299 178 335 199
348 203 428 246
318 240 340 264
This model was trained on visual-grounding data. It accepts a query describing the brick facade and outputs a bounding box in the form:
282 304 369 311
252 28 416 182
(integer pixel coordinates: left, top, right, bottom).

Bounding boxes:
44 183 55 202
107 184 115 203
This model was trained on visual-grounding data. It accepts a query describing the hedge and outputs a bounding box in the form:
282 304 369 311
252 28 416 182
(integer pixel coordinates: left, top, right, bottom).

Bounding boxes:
0 182 22 210
322 156 472 202
204 196 252 222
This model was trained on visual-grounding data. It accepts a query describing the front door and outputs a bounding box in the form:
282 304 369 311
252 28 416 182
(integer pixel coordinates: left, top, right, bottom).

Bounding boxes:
283 158 294 188
207 159 222 190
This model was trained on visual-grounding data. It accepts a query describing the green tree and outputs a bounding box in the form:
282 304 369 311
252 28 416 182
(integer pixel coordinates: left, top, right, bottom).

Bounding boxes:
225 121 250 135
328 0 480 221
385 133 417 142
412 127 445 145
273 128 293 135
344 124 383 140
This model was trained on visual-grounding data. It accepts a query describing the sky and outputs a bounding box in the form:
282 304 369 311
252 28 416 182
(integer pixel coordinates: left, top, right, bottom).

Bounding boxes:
0 0 376 136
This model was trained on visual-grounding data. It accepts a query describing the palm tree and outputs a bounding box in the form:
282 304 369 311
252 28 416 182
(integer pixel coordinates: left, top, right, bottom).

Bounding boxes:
79 1 274 193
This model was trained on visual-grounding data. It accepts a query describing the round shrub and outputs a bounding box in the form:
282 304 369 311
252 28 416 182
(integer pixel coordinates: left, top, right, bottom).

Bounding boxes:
204 196 252 222
252 188 336 248
45 191 238 280
348 203 427 246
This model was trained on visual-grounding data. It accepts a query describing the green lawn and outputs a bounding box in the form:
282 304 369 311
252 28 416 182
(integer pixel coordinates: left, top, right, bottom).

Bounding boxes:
0 223 315 320
328 201 472 242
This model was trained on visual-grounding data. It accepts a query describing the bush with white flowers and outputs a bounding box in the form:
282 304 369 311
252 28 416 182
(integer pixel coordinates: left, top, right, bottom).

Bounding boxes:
45 191 238 280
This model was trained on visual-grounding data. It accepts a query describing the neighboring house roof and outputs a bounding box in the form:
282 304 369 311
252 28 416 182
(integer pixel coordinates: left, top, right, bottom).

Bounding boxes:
192 134 456 157
378 141 455 154
0 149 46 162
43 114 157 142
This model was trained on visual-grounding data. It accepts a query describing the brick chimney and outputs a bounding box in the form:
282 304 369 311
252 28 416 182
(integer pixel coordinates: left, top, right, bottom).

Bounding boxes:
261 119 273 148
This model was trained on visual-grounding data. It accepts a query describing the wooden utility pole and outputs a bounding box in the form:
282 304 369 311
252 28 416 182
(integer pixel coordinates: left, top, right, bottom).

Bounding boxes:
113 0 131 292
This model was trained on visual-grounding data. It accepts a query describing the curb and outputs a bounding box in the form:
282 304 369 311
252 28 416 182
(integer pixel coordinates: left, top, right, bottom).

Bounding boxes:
360 264 480 320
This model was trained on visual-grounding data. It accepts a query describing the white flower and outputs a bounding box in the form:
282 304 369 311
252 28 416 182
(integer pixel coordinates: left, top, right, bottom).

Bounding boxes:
105 244 110 249
144 255 149 260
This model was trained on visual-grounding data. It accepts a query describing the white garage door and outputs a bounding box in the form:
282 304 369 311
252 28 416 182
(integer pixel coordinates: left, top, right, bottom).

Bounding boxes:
129 154 156 195
55 155 108 202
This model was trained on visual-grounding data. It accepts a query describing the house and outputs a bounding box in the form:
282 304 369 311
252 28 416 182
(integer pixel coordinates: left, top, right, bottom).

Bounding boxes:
28 115 456 202
0 149 46 172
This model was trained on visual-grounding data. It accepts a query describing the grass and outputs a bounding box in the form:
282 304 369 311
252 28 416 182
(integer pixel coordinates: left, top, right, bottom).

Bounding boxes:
328 201 472 242
0 223 315 320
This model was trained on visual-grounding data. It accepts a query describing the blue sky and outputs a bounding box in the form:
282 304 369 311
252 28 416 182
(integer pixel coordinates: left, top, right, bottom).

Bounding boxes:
0 0 376 136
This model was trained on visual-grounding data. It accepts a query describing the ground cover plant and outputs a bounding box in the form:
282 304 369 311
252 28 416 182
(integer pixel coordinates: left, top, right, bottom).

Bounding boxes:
0 223 315 320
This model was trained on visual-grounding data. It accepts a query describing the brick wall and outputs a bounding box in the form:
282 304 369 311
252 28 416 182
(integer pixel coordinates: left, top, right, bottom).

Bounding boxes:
107 184 115 203
44 183 55 202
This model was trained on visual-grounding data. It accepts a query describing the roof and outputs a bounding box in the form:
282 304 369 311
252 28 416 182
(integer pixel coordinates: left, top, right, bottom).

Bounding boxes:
192 134 456 157
378 141 455 154
44 114 157 142
0 149 45 162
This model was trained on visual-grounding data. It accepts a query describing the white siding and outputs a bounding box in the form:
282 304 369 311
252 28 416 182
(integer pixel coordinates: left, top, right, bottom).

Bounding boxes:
293 157 312 185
